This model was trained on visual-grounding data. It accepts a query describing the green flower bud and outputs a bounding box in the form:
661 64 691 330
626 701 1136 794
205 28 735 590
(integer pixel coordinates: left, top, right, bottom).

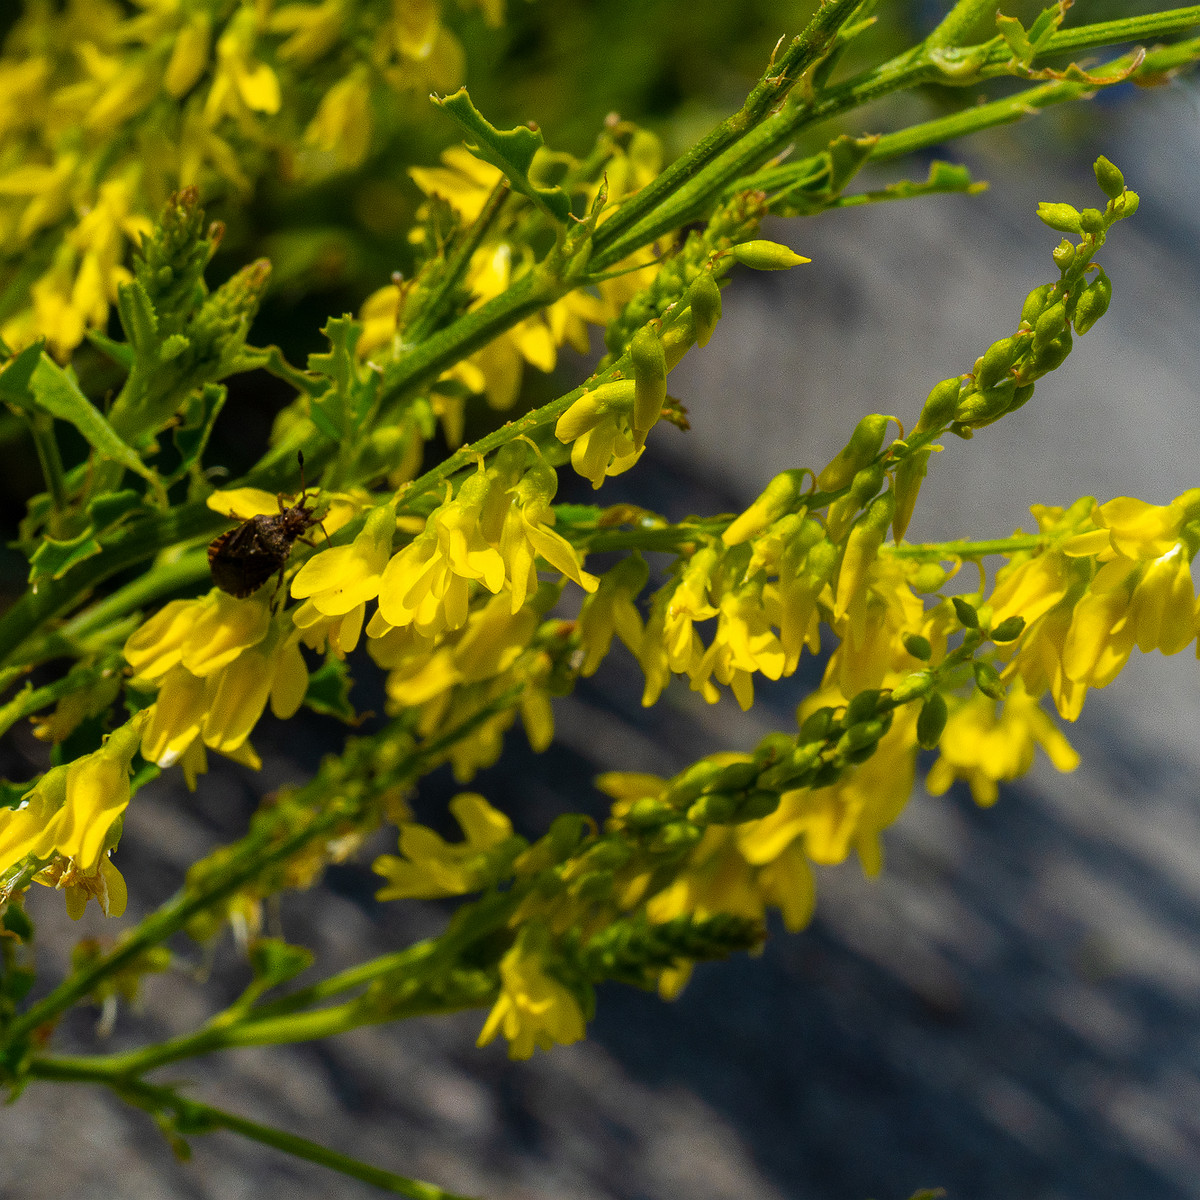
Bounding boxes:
1079 208 1105 236
976 336 1021 391
1020 283 1054 327
723 468 807 546
1052 240 1076 270
891 669 934 703
1108 190 1139 221
757 743 822 791
839 718 886 754
687 791 737 824
910 563 949 592
817 414 889 491
973 660 1006 699
663 759 725 807
729 239 811 270
798 705 838 742
849 461 886 507
630 324 667 438
689 271 722 348
915 377 962 433
650 822 703 853
1032 329 1072 373
625 797 677 830
711 761 760 792
845 688 886 724
1072 269 1111 335
916 692 948 749
734 790 781 820
892 447 930 542
952 596 980 628
990 615 1026 643
1038 202 1083 234
1093 156 1125 200
903 633 932 660
1033 302 1068 351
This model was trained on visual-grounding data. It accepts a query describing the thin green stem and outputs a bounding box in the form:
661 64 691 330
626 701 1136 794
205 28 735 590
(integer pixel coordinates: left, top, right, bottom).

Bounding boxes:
887 533 1044 560
26 1062 475 1200
27 413 67 531
405 180 511 345
591 0 861 256
4 801 351 1044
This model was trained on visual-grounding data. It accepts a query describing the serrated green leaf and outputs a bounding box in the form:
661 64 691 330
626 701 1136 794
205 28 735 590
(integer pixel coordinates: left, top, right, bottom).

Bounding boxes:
1028 2 1066 49
171 383 226 481
434 88 572 222
87 488 143 531
826 134 878 194
28 528 102 586
25 354 160 488
116 277 159 355
996 13 1035 64
309 397 343 440
303 657 357 723
85 329 134 371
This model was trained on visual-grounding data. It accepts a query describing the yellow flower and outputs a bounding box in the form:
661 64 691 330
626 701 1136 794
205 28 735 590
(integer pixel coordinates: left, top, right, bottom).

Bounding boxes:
270 0 346 64
0 714 146 916
554 380 642 489
740 704 919 878
576 558 646 676
127 592 307 777
476 926 587 1059
374 791 513 900
691 584 785 710
291 502 394 616
302 69 373 173
926 682 1079 807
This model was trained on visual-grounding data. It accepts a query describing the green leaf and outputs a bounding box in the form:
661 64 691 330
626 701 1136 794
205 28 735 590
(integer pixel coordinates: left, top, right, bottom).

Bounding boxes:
116 278 160 356
0 341 45 403
303 656 358 723
23 354 160 489
170 383 226 481
434 88 572 222
87 488 144 532
249 938 315 988
996 13 1035 64
85 329 134 372
27 528 103 587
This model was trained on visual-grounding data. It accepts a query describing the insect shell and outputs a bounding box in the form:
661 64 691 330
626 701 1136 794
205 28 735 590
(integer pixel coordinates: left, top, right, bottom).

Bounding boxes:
208 486 321 599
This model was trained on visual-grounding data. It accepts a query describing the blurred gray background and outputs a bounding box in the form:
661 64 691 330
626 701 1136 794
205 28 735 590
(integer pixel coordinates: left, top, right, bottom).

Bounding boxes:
6 59 1200 1200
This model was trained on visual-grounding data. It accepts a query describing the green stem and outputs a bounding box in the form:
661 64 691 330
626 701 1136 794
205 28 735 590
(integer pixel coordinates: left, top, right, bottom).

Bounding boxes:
0 652 122 741
26 1062 475 1200
4 801 351 1044
886 533 1044 560
27 413 67 532
590 0 861 257
404 180 511 345
0 502 223 669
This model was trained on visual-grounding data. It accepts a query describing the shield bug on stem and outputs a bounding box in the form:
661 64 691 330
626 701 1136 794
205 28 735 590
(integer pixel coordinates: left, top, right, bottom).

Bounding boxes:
208 453 324 599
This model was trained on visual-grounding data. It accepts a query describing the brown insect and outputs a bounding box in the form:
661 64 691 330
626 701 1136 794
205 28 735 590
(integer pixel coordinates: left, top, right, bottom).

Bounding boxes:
208 455 322 599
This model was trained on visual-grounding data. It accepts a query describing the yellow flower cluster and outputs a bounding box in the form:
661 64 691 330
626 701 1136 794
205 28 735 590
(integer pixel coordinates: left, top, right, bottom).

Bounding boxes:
0 0 495 356
990 490 1200 720
0 714 146 918
356 129 664 442
124 589 308 785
